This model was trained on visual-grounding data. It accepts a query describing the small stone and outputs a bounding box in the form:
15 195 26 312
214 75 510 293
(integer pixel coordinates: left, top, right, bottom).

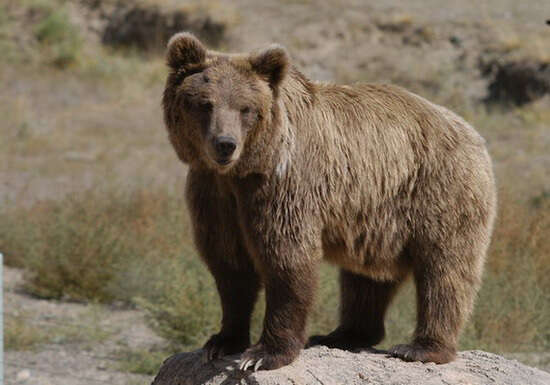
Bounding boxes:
449 35 462 47
16 369 31 382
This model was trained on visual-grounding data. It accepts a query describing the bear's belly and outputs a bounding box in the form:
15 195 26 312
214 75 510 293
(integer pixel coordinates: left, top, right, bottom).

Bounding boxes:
321 227 410 281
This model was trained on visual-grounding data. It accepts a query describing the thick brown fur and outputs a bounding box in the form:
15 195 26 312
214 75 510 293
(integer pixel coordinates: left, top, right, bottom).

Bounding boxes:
162 33 497 370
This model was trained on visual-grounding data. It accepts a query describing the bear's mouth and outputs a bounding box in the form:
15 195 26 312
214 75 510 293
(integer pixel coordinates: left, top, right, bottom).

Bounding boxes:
216 158 232 166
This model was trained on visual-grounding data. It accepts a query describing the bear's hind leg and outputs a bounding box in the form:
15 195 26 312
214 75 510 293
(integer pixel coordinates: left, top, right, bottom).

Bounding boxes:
309 270 400 350
389 248 481 364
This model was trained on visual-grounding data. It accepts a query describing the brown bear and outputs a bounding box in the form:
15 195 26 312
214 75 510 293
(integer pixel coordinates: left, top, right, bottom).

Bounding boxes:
162 32 496 371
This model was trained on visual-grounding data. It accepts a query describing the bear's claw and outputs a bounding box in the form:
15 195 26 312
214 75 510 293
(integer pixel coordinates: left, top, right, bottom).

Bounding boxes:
238 344 294 371
238 357 263 371
389 342 456 364
202 333 249 363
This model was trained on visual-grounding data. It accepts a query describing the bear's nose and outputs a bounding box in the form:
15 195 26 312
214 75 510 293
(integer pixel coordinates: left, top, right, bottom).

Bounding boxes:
214 136 237 158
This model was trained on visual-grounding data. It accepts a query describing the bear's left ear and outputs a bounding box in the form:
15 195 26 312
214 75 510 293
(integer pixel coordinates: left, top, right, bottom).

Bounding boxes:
249 44 289 90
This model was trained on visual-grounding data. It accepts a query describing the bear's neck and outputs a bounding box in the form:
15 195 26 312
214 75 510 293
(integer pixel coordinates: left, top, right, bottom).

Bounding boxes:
280 67 317 119
268 67 319 178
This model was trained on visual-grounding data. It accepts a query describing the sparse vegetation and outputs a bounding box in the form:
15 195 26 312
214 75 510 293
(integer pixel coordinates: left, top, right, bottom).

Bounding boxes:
465 194 550 352
115 348 173 375
33 6 82 67
1 189 193 302
4 313 49 351
4 307 112 351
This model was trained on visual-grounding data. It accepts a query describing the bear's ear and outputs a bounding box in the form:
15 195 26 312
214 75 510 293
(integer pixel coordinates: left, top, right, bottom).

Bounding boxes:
249 44 289 89
166 32 206 70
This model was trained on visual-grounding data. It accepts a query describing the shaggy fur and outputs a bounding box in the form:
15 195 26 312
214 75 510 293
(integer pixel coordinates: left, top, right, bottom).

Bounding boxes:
162 32 497 371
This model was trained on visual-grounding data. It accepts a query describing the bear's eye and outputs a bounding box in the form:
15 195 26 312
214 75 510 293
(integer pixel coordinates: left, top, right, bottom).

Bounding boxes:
241 107 251 114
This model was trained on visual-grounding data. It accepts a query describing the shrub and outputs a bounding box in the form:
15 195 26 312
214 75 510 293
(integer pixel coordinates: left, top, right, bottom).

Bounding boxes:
34 7 82 67
0 189 193 302
136 256 221 349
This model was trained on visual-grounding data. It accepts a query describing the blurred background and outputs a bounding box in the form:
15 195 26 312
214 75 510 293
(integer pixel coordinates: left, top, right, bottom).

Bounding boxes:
1 0 549 384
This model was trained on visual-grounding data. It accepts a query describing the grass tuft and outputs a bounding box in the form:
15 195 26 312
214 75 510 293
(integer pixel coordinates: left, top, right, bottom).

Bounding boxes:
4 314 49 351
33 7 82 67
115 348 174 375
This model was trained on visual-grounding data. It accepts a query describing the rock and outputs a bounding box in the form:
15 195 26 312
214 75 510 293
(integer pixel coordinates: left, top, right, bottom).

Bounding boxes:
151 346 550 385
483 60 550 106
101 2 226 51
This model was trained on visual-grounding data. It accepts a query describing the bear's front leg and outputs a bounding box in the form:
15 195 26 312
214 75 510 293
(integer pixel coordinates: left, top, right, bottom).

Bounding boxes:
233 177 321 371
239 258 318 371
186 170 261 362
202 261 261 362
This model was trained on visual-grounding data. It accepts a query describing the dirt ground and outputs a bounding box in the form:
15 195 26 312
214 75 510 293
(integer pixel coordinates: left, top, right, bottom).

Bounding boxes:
4 266 159 384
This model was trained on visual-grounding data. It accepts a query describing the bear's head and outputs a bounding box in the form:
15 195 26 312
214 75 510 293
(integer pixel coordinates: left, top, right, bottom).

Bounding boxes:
163 32 289 175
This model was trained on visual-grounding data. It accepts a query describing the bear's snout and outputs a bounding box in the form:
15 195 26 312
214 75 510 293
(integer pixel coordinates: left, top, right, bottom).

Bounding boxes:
213 136 237 163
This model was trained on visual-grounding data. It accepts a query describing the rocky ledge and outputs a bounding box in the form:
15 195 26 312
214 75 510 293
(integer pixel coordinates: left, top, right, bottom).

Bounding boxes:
152 346 550 385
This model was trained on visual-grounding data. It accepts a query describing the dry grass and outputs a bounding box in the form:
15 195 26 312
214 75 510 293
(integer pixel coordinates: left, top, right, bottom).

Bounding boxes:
483 18 550 63
1 189 193 302
4 313 49 351
464 193 550 352
5 307 111 351
2 180 548 354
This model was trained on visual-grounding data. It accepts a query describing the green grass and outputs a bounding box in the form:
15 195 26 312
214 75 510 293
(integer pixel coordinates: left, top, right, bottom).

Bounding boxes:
0 0 84 68
34 7 82 68
135 258 221 348
115 348 174 375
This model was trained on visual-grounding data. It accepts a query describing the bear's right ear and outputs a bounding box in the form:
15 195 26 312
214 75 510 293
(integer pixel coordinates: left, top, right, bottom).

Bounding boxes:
166 32 206 70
